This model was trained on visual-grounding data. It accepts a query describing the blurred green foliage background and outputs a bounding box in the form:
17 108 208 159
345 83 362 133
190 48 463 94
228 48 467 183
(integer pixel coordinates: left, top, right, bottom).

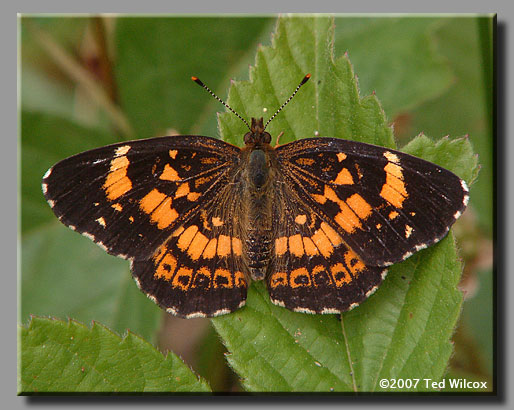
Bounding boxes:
20 15 493 391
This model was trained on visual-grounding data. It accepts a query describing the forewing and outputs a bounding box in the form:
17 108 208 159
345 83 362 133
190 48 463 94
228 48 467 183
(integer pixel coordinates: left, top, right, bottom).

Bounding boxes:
268 182 386 313
276 138 469 267
42 135 240 260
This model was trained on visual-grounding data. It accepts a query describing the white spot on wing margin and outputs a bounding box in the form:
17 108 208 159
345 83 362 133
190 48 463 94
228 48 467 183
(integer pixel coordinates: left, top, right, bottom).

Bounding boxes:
43 168 52 179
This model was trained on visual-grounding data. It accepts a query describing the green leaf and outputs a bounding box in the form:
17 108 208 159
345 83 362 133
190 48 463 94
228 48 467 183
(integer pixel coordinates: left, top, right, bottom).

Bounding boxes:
114 16 274 139
213 282 353 391
334 17 454 116
21 223 162 343
19 317 210 393
212 15 476 392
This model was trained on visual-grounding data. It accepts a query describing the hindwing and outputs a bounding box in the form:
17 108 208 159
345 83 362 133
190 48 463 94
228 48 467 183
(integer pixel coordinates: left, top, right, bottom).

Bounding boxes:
267 176 386 313
131 180 248 318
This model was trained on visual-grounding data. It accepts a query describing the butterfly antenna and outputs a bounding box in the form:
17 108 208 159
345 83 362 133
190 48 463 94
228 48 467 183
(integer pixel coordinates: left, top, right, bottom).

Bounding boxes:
191 76 251 131
263 74 311 130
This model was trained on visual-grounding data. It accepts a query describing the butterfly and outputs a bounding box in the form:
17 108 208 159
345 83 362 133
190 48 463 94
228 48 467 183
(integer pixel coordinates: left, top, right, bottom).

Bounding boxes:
42 74 469 318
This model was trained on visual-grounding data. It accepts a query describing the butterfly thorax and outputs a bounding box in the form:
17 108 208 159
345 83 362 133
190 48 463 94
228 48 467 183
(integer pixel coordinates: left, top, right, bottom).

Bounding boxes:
240 117 277 281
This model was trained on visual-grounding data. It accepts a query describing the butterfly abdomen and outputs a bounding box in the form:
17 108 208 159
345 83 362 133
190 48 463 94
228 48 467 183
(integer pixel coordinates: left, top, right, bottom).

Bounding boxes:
246 226 272 281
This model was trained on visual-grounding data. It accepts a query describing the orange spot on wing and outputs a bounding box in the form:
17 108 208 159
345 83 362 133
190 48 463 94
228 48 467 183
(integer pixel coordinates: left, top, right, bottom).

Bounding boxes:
323 186 362 233
111 203 123 211
155 253 177 281
213 268 232 288
384 162 403 179
330 263 352 287
140 189 167 214
311 229 333 257
386 173 408 197
290 268 311 288
187 192 201 201
302 237 319 256
234 271 246 288
177 225 199 251
212 217 224 227
187 231 210 260
160 164 180 181
173 183 202 202
380 182 406 208
169 149 178 159
295 214 307 225
333 168 354 185
337 152 347 162
335 209 361 233
380 159 407 208
320 222 343 246
105 176 132 200
173 266 193 290
202 239 217 259
217 235 231 257
151 196 178 229
175 182 190 198
110 156 130 170
232 237 242 256
270 271 287 288
192 266 211 288
344 250 365 276
275 237 288 256
346 193 372 219
104 168 126 186
289 234 304 257
104 155 132 200
389 211 399 220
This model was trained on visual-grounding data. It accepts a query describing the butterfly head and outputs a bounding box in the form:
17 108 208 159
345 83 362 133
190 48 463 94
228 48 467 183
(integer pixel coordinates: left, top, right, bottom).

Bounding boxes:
244 118 272 147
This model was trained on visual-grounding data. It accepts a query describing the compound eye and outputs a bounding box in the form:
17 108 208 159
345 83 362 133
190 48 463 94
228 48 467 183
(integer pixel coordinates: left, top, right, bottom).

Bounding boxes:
263 132 272 144
244 132 253 145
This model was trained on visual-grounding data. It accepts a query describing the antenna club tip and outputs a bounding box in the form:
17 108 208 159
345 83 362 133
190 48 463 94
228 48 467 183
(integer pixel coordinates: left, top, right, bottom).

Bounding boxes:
301 74 311 85
191 76 204 86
